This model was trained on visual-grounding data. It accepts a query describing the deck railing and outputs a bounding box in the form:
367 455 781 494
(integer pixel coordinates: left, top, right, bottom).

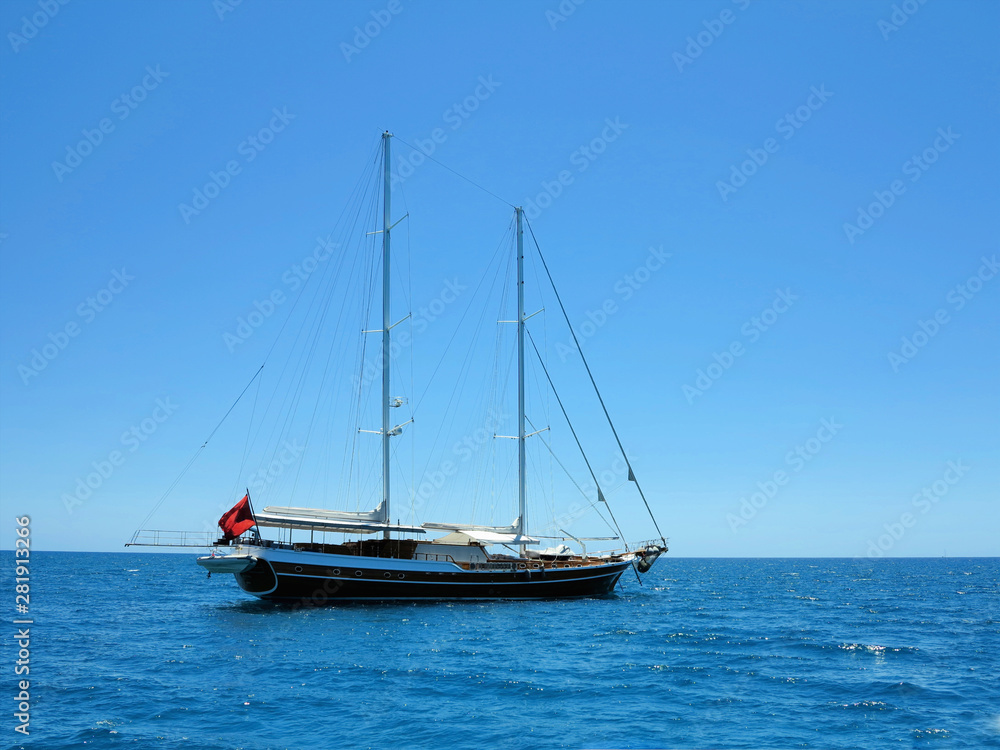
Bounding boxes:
413 552 459 564
125 530 220 548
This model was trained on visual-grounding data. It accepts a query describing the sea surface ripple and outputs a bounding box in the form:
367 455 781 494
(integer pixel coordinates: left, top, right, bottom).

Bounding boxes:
2 554 997 749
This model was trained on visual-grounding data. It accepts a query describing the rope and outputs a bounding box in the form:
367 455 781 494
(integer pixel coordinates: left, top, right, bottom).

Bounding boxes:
393 136 515 208
525 219 667 546
135 364 265 530
524 416 617 538
525 330 626 547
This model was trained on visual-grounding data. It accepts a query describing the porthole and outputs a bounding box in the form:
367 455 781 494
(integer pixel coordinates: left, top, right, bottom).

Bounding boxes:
294 566 303 573
332 568 341 575
397 573 405 579
384 572 392 578
355 570 363 577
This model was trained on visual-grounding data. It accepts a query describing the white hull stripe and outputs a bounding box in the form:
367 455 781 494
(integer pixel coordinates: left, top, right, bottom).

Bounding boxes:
272 570 623 585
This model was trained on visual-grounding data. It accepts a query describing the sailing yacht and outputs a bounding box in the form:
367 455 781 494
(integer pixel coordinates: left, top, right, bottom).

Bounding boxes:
129 131 666 601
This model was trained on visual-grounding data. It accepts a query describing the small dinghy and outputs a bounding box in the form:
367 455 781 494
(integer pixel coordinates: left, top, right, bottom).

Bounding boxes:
196 554 255 574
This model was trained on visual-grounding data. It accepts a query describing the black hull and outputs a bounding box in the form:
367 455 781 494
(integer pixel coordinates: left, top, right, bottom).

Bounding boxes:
234 556 629 603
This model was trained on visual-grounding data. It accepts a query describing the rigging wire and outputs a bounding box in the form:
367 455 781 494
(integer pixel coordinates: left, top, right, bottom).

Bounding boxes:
255 185 369 506
229 365 264 501
288 164 383 505
524 329 629 548
411 222 512 416
393 136 516 209
525 218 667 546
398 171 417 522
233 141 382 510
407 220 513 524
524 416 618 537
136 363 265 530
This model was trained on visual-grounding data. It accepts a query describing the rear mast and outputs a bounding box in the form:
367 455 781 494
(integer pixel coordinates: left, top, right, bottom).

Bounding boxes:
516 206 526 556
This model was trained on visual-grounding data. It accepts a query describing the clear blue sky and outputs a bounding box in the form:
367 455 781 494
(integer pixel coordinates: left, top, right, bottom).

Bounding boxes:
1 0 996 556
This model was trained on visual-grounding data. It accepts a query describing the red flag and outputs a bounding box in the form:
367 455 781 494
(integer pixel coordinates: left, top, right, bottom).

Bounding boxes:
218 495 255 540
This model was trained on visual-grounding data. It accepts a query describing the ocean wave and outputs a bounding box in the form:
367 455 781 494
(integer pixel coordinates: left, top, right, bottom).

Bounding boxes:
839 642 919 655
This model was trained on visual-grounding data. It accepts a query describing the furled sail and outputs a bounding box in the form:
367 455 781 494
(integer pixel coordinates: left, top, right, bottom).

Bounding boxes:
421 517 538 545
256 501 424 535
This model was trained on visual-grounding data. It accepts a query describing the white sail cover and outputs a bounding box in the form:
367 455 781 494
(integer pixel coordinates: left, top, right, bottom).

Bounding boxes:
257 501 424 534
265 499 388 523
430 530 540 545
422 517 538 545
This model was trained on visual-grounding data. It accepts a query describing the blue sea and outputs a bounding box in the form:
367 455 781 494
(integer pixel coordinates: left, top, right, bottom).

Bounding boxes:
3 554 998 749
